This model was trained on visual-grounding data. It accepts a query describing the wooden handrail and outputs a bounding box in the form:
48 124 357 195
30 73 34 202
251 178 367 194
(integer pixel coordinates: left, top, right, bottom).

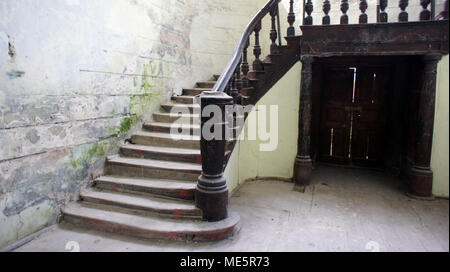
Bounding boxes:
212 0 280 94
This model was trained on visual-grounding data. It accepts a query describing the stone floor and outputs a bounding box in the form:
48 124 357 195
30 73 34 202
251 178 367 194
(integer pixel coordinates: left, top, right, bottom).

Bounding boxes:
12 165 449 252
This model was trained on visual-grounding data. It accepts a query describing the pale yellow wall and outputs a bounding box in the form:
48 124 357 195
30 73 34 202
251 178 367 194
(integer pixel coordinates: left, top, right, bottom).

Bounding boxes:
431 55 449 198
225 62 302 192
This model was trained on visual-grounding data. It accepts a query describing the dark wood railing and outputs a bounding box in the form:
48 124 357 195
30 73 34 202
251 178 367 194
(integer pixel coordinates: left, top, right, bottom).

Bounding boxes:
302 0 449 25
212 0 283 101
195 0 449 221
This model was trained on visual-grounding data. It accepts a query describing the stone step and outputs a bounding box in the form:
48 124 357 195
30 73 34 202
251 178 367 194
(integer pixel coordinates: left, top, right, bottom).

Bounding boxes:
172 95 198 104
196 81 216 88
120 143 201 163
63 203 240 242
80 189 202 219
94 176 197 200
143 122 201 136
153 112 200 124
130 131 200 149
182 88 211 96
160 102 200 114
106 155 201 181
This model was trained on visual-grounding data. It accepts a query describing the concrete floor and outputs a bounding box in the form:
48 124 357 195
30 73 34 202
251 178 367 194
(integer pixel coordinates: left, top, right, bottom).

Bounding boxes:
13 165 449 252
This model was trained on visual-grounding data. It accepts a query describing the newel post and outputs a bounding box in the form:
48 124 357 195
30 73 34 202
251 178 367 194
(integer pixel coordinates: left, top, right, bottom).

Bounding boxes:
293 56 314 190
195 91 233 221
408 54 441 199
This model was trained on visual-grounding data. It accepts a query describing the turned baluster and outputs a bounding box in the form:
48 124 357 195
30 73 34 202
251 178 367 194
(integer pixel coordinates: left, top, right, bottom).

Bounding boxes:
304 0 314 25
253 21 264 72
226 78 233 97
420 0 431 20
341 0 349 24
287 0 296 36
323 0 331 25
359 0 368 23
241 38 250 88
230 71 238 102
379 0 388 22
234 61 243 104
270 6 278 54
399 0 409 22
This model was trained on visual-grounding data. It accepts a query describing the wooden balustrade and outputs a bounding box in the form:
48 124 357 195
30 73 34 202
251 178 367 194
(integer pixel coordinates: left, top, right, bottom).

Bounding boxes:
287 0 296 36
323 0 331 25
420 0 432 20
360 0 368 24
399 0 409 22
379 0 389 22
241 38 250 88
270 6 279 54
304 0 314 25
253 20 264 72
340 0 349 24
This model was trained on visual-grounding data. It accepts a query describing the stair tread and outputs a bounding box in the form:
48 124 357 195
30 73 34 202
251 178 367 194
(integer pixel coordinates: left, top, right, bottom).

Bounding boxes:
81 189 198 211
144 121 200 129
122 143 200 155
108 155 202 172
64 203 240 232
153 112 199 117
184 87 212 91
173 95 196 99
132 131 200 140
96 176 197 189
161 102 201 108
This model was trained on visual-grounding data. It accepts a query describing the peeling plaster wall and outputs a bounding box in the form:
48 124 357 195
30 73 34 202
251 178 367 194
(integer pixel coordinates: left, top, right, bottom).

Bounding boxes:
0 0 266 249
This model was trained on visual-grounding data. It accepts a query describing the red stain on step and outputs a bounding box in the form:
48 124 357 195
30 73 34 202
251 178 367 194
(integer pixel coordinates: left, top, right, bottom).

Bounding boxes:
179 189 188 197
173 210 182 219
77 216 235 241
156 127 162 132
135 150 143 157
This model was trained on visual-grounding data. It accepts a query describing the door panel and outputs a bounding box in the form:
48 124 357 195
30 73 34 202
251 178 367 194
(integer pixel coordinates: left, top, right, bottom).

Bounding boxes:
351 68 389 166
318 65 389 167
319 68 354 164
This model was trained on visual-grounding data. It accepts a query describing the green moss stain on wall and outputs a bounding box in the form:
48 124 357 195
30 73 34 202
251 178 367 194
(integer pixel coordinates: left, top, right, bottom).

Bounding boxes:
71 60 166 168
70 141 114 168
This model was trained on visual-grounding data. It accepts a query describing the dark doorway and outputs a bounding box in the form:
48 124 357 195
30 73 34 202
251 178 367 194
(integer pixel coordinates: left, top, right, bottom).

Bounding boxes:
311 56 423 172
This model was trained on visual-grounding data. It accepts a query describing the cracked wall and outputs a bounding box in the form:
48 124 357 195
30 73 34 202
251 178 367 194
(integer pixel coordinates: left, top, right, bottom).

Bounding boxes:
0 0 266 249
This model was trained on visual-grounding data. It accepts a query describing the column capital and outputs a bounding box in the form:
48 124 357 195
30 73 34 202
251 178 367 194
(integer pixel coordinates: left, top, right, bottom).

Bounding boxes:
300 55 314 65
423 54 442 63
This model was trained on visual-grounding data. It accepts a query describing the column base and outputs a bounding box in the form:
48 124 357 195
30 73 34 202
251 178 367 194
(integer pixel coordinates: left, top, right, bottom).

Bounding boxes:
407 166 434 199
195 174 229 222
293 156 313 188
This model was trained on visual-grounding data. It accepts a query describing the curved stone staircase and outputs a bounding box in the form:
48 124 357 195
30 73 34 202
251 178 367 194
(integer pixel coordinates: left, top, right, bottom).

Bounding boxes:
62 75 241 242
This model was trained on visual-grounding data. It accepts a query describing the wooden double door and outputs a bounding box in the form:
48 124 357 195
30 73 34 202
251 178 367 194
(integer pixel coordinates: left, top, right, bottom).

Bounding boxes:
318 65 391 167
